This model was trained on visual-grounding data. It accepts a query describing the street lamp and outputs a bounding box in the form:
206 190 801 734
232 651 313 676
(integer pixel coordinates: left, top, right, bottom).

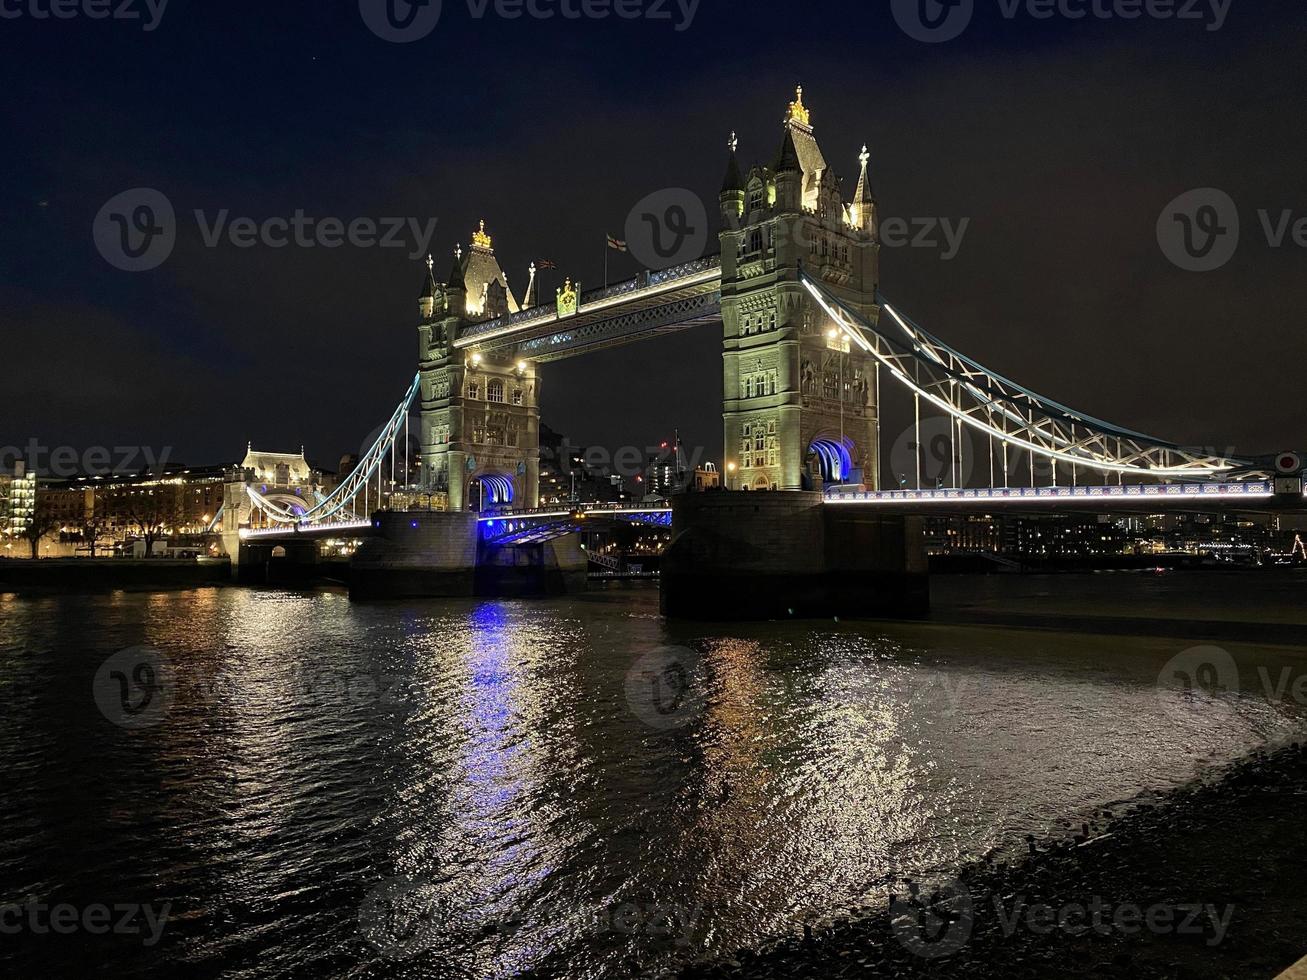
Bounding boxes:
828 327 845 481
726 461 736 490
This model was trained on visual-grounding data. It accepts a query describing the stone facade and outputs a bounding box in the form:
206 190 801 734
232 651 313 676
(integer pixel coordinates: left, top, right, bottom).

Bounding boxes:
417 227 541 513
719 88 882 492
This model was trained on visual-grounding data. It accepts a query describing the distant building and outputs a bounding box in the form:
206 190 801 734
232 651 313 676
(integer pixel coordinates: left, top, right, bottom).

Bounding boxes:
1 461 38 539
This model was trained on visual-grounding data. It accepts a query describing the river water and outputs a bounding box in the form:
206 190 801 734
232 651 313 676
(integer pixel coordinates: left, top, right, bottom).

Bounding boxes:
2 575 1305 978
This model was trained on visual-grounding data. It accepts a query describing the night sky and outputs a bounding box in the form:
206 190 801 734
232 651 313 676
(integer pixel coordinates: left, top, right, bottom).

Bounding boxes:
3 1 1305 475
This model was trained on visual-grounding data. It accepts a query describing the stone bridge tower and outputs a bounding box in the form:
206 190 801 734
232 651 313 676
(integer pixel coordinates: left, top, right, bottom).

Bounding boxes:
719 87 881 491
416 223 541 512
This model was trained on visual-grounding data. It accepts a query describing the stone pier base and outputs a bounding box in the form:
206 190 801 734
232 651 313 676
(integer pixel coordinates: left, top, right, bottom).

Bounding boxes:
348 511 589 600
660 491 928 620
349 511 479 600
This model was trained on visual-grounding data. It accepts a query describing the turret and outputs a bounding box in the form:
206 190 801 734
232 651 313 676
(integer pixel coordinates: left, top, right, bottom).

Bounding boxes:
719 131 745 222
418 253 439 319
446 244 467 316
773 128 803 213
851 144 877 236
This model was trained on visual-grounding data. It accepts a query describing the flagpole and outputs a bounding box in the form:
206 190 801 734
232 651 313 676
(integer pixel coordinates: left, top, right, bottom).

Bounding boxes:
604 234 608 289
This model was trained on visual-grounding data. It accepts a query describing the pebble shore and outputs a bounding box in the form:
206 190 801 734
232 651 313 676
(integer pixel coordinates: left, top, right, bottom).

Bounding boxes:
679 741 1307 979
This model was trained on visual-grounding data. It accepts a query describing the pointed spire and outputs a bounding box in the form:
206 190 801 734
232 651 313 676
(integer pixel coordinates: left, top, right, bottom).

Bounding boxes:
721 130 744 194
447 244 465 289
854 144 875 205
774 127 801 174
419 253 438 299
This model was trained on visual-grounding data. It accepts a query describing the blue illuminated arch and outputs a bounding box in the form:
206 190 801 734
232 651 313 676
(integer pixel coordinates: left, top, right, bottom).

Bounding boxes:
809 438 852 484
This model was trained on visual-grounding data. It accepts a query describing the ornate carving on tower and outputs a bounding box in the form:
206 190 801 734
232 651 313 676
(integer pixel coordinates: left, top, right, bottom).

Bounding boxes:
786 85 811 129
472 219 493 250
556 278 579 318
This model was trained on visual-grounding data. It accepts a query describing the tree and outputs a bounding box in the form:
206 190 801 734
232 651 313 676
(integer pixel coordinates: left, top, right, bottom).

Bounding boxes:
19 501 61 560
122 486 182 557
79 495 112 558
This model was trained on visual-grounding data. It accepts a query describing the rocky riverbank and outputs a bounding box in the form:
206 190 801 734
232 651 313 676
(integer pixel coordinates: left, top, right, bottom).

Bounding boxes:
681 741 1307 979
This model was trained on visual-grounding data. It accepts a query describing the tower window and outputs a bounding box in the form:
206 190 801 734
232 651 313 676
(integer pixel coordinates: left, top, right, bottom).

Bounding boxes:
487 379 505 403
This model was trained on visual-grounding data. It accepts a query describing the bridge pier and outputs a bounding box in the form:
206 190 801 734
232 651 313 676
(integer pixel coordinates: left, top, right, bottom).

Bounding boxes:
660 491 928 621
348 511 588 600
234 539 332 586
349 511 479 599
475 535 588 597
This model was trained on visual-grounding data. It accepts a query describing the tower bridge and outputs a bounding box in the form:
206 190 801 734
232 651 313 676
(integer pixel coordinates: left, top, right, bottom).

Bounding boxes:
229 87 1304 614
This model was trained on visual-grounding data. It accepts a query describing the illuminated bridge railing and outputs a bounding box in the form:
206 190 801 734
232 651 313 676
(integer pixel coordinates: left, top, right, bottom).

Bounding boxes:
479 505 672 545
824 482 1276 506
239 519 375 540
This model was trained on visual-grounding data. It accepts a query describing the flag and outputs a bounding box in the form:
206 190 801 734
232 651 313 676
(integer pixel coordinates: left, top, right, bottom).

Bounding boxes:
607 235 628 253
536 259 557 270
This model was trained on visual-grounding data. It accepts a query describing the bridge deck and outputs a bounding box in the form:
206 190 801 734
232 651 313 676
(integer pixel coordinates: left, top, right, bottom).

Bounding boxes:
453 256 722 361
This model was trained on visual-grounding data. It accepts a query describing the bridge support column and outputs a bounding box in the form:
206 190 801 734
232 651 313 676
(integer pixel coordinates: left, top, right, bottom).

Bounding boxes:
349 511 479 599
660 492 928 620
476 536 588 597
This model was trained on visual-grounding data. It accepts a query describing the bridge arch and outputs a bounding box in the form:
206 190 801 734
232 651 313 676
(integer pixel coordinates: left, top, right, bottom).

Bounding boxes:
808 436 855 486
468 472 516 512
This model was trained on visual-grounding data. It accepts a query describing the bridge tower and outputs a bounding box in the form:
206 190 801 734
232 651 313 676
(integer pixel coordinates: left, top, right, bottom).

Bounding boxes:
719 87 882 491
417 223 541 512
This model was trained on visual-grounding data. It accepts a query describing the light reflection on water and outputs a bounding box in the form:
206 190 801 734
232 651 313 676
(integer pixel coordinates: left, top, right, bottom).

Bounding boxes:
0 582 1304 979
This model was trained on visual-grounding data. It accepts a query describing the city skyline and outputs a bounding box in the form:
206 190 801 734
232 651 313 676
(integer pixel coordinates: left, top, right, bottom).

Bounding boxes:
4 3 1306 472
